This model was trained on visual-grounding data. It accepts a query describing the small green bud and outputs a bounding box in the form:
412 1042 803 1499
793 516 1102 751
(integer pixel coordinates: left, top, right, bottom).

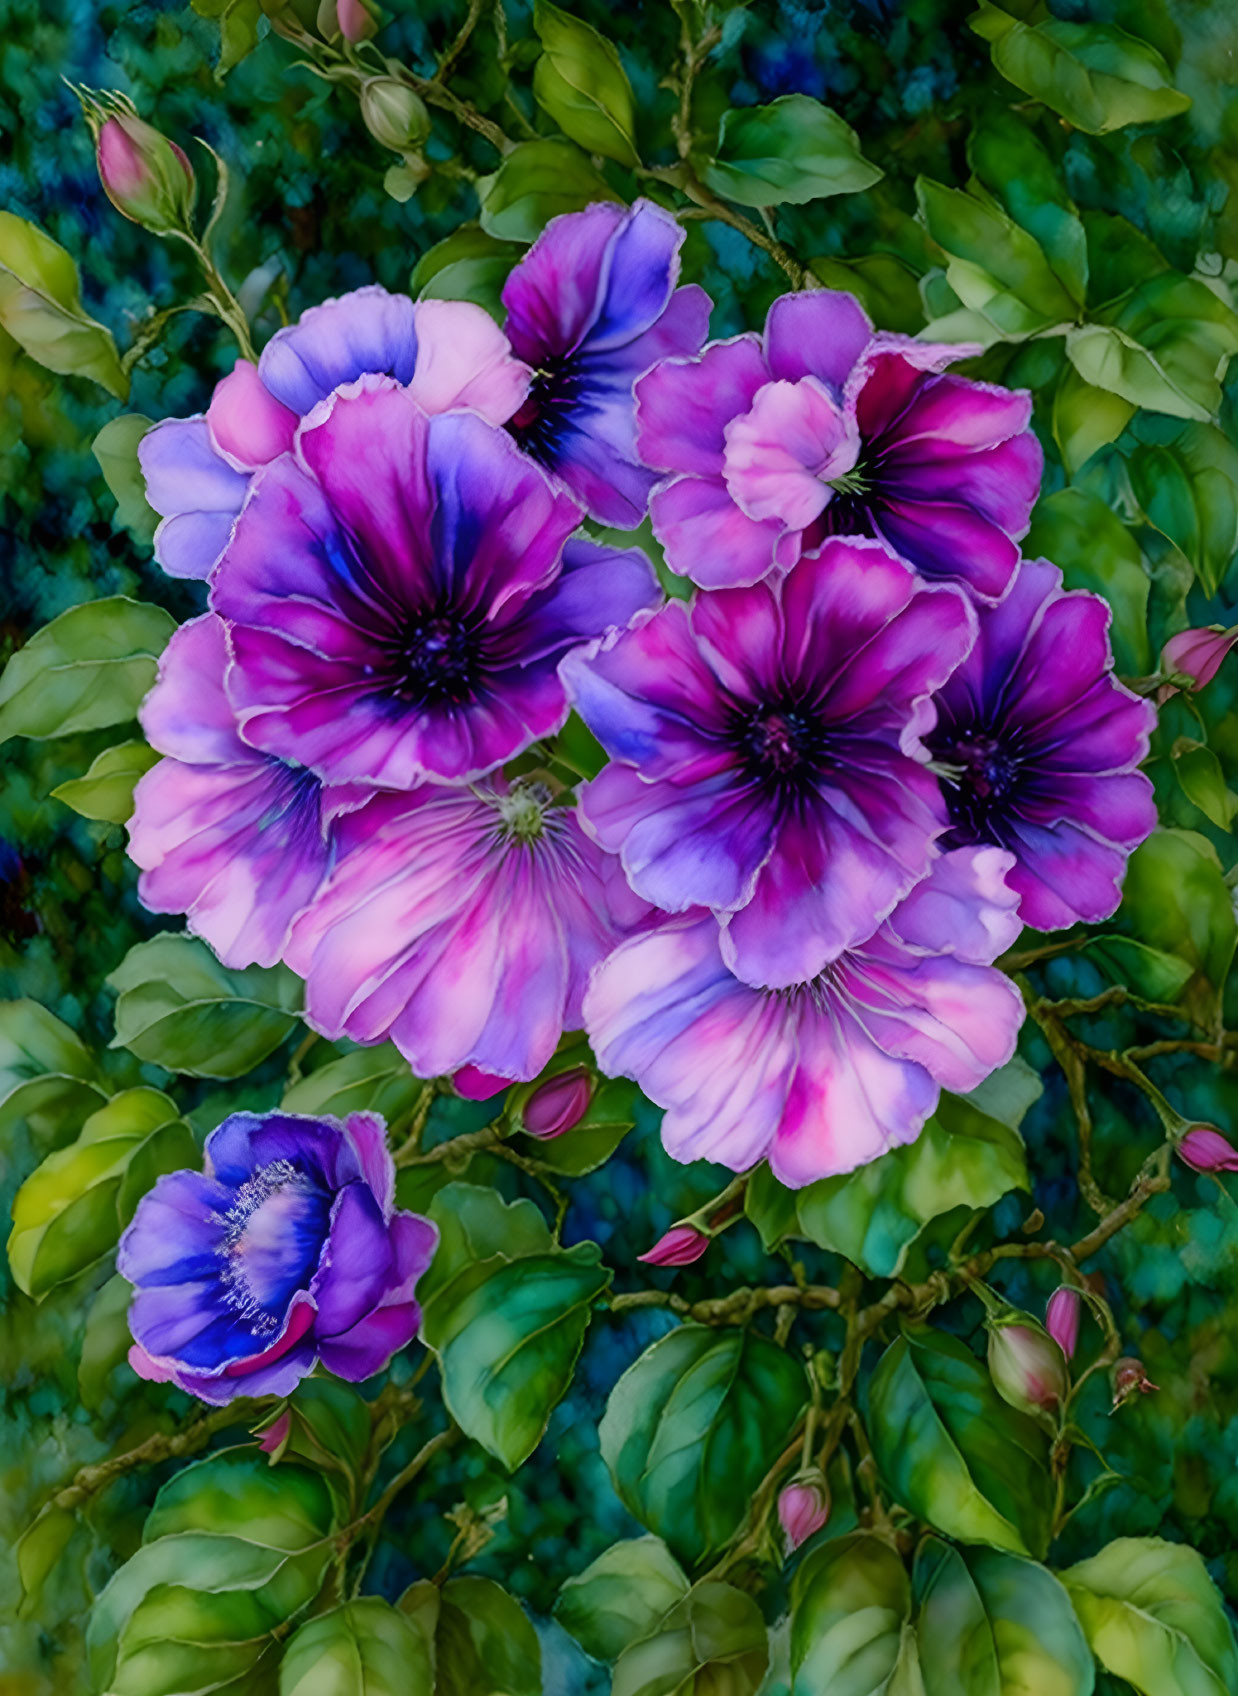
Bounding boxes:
360 78 431 154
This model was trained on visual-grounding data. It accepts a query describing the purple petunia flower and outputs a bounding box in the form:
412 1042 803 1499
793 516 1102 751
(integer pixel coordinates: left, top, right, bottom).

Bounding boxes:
585 847 1024 1187
926 557 1157 931
502 199 711 527
127 614 359 969
138 287 530 580
563 537 976 990
210 378 659 790
284 778 650 1082
635 290 1041 598
119 1110 437 1403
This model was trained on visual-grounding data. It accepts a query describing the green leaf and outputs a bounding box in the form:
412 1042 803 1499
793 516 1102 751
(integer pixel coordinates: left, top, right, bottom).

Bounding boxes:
410 226 524 321
1061 1537 1238 1696
867 1329 1053 1556
108 933 303 1078
513 1066 636 1176
967 116 1088 309
281 1043 422 1124
1023 488 1150 674
914 1538 1094 1696
791 1533 921 1696
258 1381 373 1514
809 255 925 334
1172 739 1237 832
79 1272 135 1411
970 6 1191 134
555 1536 690 1664
476 139 619 244
702 94 882 208
1128 423 1238 596
0 211 127 397
599 1325 806 1567
51 739 160 824
93 415 158 545
0 999 106 1144
435 1575 542 1696
7 1087 193 1299
1066 274 1238 423
419 1184 608 1470
916 177 1078 338
280 1597 434 1695
749 1089 1029 1278
88 1449 336 1696
611 1581 768 1696
1052 366 1136 477
191 0 263 77
0 596 175 744
532 0 638 166
1119 830 1238 1025
1081 935 1193 1004
16 1505 78 1612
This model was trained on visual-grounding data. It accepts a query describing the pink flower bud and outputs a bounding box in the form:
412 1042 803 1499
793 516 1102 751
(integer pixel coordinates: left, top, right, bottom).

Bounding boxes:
1111 1356 1158 1409
336 0 377 41
523 1068 592 1140
638 1224 709 1268
1177 1125 1238 1174
96 113 195 234
452 1065 509 1102
987 1319 1067 1415
1162 626 1238 692
777 1469 830 1552
258 1410 292 1455
1045 1287 1081 1360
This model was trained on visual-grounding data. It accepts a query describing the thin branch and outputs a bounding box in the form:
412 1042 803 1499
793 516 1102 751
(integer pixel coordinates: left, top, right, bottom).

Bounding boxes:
434 0 486 84
52 1403 251 1512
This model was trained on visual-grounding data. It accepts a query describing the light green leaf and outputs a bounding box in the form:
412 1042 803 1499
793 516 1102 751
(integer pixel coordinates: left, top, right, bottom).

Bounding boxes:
914 1538 1094 1696
281 1044 422 1124
93 415 158 545
1172 740 1237 831
0 596 175 744
532 0 639 166
1128 422 1238 596
1066 274 1238 423
0 211 127 397
599 1325 806 1567
512 1066 636 1176
1052 365 1135 477
916 177 1078 339
555 1536 689 1664
1119 830 1238 1025
967 116 1087 308
1081 936 1194 1004
703 94 882 208
52 739 160 824
7 1087 193 1298
191 0 263 78
16 1505 78 1612
791 1533 922 1696
970 6 1191 135
612 1581 768 1696
1023 488 1150 674
108 933 303 1078
280 1597 434 1695
1061 1537 1238 1696
867 1329 1053 1556
0 999 106 1144
476 139 619 244
410 226 523 321
435 1576 542 1696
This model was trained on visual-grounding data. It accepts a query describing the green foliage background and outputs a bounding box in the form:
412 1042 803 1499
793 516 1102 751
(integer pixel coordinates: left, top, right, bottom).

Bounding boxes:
4 0 1238 1691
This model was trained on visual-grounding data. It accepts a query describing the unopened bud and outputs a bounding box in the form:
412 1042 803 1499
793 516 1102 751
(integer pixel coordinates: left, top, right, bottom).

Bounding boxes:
1045 1287 1081 1361
523 1067 592 1140
1176 1124 1238 1175
638 1224 709 1268
360 78 431 153
777 1469 830 1552
257 1409 291 1456
1111 1356 1158 1409
94 111 196 235
987 1316 1068 1416
1162 626 1238 693
452 1065 509 1102
335 0 377 41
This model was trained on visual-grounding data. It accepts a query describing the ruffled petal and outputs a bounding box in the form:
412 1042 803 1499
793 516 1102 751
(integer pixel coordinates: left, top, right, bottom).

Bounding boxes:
258 285 421 415
207 360 298 467
635 335 769 477
763 289 873 394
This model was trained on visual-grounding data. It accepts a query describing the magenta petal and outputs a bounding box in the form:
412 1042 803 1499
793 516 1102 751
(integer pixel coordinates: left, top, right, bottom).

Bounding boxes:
503 201 629 362
763 289 873 393
635 335 769 477
207 360 298 467
874 498 1020 602
1002 819 1134 930
139 614 247 767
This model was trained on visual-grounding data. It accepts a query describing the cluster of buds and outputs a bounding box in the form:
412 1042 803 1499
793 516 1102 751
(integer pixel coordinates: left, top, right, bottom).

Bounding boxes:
72 86 196 238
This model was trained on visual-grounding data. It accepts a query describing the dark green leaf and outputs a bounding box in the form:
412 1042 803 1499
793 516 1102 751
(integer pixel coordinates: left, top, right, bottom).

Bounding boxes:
1172 739 1236 832
555 1536 689 1664
791 1533 920 1696
967 116 1088 308
1119 830 1238 1025
1023 487 1150 674
702 94 881 208
410 227 523 321
435 1576 542 1696
1128 423 1238 597
79 1273 135 1412
808 255 925 334
281 1043 422 1125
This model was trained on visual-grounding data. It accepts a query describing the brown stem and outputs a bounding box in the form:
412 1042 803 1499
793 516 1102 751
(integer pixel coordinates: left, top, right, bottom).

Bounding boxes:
609 1282 841 1324
434 0 486 83
52 1402 252 1512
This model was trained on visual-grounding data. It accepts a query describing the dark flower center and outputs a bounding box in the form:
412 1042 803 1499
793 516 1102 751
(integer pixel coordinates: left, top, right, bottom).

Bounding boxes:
930 726 1023 845
216 1158 331 1334
506 354 585 467
393 612 482 706
802 466 881 550
732 700 831 794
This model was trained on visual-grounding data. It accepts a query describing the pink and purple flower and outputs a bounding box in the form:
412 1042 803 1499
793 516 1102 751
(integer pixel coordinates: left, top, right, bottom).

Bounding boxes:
502 199 711 527
635 290 1041 597
138 287 529 580
127 613 351 969
285 778 649 1082
563 537 976 989
926 557 1157 931
210 379 658 790
119 1109 437 1403
585 847 1024 1187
